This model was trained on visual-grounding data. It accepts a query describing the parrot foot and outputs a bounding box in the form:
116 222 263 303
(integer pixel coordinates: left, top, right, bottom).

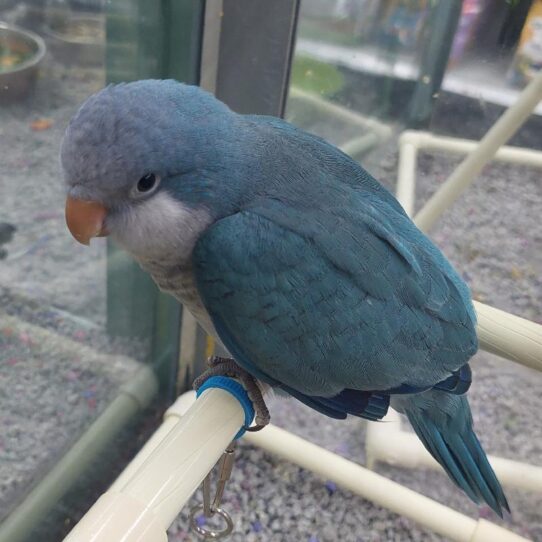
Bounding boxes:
193 356 270 431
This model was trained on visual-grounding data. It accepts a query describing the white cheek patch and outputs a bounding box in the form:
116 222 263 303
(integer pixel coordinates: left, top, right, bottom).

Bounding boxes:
109 191 213 262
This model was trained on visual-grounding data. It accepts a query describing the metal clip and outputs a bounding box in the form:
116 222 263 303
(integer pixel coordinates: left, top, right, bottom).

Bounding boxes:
189 442 237 539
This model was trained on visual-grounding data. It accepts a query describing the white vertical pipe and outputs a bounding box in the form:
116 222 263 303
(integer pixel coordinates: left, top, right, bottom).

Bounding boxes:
365 409 404 470
199 0 223 94
396 141 418 216
414 71 542 232
176 311 201 391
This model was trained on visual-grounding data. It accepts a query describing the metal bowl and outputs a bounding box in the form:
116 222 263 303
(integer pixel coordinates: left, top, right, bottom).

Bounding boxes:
0 22 46 104
44 13 104 67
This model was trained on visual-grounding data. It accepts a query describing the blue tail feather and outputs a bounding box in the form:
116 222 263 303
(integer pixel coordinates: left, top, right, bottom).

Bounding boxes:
396 390 509 517
408 415 481 504
447 433 506 515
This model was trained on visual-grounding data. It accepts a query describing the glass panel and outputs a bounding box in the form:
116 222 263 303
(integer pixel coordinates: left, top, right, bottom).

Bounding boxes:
0 2 201 541
270 1 541 540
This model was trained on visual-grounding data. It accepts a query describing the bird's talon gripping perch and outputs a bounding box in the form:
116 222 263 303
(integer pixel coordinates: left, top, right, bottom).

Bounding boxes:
193 356 271 431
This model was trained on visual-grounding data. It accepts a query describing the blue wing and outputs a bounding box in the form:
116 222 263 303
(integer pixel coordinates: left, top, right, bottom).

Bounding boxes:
192 189 477 418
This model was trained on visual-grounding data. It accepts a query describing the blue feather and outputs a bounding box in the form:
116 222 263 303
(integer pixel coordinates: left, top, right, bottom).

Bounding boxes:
212 310 389 421
395 391 509 517
433 364 472 394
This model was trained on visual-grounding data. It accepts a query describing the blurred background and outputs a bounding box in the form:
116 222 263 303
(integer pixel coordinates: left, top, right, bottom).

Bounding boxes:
0 1 540 540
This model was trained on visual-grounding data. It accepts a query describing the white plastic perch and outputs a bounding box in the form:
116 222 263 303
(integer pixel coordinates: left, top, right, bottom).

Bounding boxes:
64 389 244 542
65 391 530 542
396 132 542 218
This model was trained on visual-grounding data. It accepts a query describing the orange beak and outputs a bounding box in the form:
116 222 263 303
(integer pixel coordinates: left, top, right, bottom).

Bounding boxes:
65 196 108 245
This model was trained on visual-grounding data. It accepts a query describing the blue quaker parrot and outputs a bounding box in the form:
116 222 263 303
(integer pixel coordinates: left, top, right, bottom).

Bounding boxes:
61 80 508 516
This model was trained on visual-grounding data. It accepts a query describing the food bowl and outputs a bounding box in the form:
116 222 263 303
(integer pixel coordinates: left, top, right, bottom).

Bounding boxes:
0 22 46 104
44 13 104 66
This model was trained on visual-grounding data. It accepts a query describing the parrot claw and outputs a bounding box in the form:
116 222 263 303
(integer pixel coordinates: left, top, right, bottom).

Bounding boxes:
193 356 271 429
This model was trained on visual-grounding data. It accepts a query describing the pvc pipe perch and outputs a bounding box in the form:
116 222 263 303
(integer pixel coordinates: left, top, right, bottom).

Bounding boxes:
396 141 418 216
246 425 531 542
66 391 531 542
396 130 542 223
413 69 542 233
63 386 247 541
474 302 542 373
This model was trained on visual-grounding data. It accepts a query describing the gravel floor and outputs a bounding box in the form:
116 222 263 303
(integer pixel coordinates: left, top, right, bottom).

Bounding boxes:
1 22 541 542
0 307 140 521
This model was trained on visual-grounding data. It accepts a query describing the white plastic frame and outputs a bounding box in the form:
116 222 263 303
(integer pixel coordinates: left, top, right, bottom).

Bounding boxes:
65 392 530 542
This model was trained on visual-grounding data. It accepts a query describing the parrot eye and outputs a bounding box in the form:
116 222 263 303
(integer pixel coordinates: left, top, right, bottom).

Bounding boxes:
135 173 159 195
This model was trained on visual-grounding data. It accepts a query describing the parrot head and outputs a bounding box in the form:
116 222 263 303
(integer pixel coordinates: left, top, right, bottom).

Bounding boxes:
61 79 246 257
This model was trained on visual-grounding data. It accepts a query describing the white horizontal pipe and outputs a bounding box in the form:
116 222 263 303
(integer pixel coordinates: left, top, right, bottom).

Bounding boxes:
414 70 542 232
339 132 380 158
366 410 542 493
400 131 542 167
245 424 530 542
474 301 542 373
67 392 531 542
64 388 245 541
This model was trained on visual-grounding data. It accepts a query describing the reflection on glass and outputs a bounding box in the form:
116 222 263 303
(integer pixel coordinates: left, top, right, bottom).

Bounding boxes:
0 2 187 540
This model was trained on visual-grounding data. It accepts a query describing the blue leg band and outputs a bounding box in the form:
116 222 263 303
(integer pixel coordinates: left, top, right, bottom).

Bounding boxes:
196 376 255 439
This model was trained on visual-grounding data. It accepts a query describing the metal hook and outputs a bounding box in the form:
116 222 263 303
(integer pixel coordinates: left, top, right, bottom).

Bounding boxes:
189 442 237 539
